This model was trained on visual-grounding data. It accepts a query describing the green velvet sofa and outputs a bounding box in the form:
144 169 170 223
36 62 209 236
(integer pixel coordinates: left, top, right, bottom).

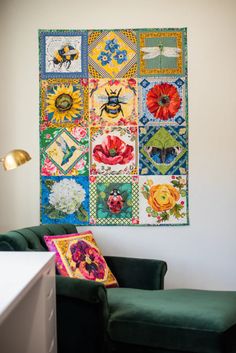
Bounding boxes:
1 224 236 353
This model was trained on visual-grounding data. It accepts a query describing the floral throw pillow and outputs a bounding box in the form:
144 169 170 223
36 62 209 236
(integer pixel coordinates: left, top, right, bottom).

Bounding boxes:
44 231 118 287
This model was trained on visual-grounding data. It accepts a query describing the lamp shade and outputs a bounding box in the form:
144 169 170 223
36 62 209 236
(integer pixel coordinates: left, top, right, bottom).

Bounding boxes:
1 149 31 171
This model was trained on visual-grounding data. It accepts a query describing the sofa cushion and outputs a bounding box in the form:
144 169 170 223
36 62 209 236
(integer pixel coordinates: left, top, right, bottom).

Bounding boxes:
44 231 118 288
107 288 236 353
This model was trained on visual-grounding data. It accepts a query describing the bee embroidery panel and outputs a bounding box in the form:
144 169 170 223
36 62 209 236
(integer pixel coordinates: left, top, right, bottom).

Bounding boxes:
39 30 88 78
89 78 138 126
39 28 189 226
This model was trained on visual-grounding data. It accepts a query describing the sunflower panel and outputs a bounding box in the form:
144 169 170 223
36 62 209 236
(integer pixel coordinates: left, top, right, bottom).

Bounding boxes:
39 27 189 226
40 78 88 127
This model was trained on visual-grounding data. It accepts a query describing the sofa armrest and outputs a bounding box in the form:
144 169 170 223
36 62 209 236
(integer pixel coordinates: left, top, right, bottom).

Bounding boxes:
56 275 108 303
0 232 29 251
105 256 167 290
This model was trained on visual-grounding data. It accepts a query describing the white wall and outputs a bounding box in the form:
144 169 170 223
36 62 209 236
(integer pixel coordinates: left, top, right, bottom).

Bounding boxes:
0 0 236 290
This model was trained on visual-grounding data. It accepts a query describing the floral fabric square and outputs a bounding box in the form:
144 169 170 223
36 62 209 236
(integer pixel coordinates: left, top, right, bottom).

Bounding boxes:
139 126 187 175
39 28 189 226
44 231 118 287
39 30 88 79
41 126 89 176
139 175 188 225
89 78 138 126
138 29 186 76
139 77 186 126
40 79 88 126
90 126 138 175
88 30 137 78
41 176 89 224
90 175 139 225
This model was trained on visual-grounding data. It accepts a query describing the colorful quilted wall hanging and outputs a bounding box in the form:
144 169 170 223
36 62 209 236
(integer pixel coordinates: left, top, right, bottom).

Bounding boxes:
39 28 189 226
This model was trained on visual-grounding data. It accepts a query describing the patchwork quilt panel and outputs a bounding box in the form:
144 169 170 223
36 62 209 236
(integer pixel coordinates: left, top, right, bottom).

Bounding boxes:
39 28 189 226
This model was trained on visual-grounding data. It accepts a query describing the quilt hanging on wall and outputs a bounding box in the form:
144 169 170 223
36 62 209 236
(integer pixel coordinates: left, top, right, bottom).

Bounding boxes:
39 28 189 226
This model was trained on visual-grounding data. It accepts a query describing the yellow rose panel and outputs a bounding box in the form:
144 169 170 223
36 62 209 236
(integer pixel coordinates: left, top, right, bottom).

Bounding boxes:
39 28 189 226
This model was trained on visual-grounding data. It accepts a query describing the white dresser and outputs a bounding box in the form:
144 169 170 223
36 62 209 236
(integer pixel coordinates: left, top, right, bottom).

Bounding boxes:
0 252 57 353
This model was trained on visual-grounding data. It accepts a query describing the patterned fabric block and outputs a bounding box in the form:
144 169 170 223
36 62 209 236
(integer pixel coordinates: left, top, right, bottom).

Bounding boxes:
44 231 118 287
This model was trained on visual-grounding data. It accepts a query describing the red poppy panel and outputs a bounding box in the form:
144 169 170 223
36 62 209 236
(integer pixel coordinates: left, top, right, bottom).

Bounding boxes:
90 126 138 175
